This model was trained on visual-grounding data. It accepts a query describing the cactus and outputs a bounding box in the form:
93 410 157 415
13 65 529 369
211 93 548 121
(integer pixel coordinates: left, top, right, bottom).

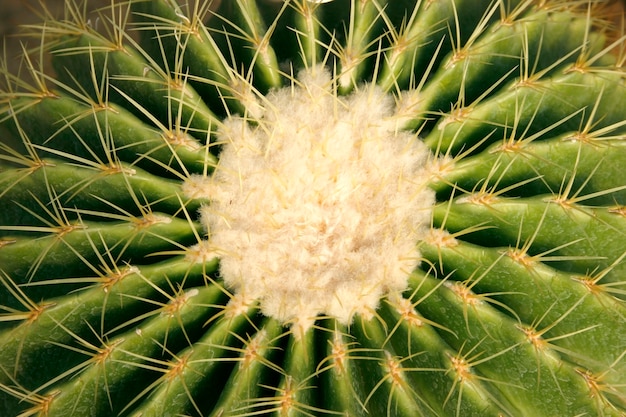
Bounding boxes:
0 0 625 415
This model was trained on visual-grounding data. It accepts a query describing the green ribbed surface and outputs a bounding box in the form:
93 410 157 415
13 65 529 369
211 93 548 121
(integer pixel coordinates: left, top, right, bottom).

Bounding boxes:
0 1 625 416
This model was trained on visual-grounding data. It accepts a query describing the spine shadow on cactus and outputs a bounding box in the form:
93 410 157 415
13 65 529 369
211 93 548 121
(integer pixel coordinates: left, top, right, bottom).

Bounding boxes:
0 0 625 416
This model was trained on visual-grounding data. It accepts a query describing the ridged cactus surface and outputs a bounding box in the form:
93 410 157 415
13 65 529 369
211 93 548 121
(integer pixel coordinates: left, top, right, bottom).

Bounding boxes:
1 0 625 416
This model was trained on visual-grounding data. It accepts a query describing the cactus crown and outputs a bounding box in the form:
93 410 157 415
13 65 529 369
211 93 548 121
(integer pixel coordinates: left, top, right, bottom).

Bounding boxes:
194 65 436 331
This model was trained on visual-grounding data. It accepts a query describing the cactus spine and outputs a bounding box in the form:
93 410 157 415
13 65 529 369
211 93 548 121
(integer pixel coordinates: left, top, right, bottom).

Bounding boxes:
0 0 625 416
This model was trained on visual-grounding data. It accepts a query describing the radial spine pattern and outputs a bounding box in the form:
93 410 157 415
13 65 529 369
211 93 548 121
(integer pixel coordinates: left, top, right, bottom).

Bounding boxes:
0 0 625 416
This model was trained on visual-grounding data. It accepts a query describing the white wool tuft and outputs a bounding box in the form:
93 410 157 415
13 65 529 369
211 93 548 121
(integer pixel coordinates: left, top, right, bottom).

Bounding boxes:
193 67 436 330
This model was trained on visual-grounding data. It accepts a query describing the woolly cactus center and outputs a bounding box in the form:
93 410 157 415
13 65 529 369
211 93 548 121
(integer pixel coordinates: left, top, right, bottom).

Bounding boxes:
195 68 435 329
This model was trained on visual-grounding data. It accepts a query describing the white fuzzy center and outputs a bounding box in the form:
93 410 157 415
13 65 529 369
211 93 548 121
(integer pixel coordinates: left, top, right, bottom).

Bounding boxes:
190 68 435 330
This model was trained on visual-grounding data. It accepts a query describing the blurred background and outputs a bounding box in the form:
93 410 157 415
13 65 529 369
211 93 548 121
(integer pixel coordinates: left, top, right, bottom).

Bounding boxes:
0 0 111 75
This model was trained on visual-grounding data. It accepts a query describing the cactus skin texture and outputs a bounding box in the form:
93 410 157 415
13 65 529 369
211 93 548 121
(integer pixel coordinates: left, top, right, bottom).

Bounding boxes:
1 0 626 416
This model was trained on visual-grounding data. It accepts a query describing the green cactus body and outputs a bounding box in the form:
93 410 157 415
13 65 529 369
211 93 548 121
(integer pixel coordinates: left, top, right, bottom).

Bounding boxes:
0 0 625 416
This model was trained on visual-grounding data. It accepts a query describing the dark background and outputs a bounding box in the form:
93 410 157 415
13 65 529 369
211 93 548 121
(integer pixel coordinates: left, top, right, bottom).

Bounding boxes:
0 0 111 75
